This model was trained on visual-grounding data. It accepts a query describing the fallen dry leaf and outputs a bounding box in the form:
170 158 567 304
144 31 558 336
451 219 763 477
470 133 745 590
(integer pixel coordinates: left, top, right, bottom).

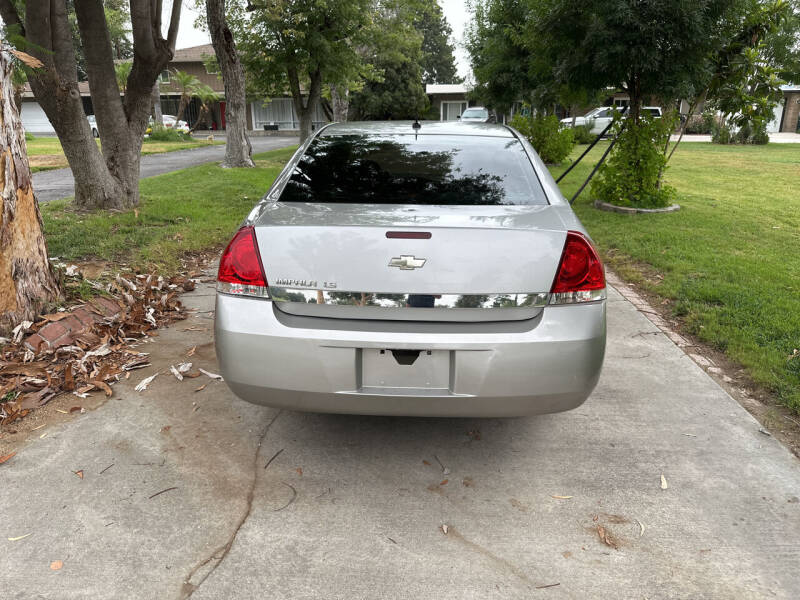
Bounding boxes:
440 524 449 534
439 479 449 486
169 365 183 381
7 533 32 542
198 368 223 380
552 495 573 499
0 452 17 465
50 560 63 571
194 383 207 392
88 379 112 397
296 467 303 476
661 473 669 490
187 346 196 357
596 525 619 549
73 470 84 479
135 373 158 392
422 460 431 466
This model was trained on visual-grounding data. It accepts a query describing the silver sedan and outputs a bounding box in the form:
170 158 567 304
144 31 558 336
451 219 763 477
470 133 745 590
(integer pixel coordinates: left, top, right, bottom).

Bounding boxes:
214 121 606 417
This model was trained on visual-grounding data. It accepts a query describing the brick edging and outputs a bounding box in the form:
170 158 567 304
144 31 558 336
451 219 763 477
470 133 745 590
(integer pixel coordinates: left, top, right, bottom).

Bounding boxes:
24 297 122 353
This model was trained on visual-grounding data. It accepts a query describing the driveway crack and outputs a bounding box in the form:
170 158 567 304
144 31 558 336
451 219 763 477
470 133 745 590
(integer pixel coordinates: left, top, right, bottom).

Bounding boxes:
179 409 283 599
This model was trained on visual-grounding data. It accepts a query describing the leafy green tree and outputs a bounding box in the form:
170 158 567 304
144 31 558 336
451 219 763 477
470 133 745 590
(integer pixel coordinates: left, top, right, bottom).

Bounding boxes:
351 4 429 119
234 0 375 142
466 0 539 114
415 2 460 84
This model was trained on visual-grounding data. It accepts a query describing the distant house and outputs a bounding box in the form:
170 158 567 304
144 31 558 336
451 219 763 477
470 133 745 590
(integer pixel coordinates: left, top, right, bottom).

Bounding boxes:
425 84 474 121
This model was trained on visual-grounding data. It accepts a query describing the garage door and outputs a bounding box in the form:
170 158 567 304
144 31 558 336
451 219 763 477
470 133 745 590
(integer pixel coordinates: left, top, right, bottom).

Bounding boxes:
20 101 55 134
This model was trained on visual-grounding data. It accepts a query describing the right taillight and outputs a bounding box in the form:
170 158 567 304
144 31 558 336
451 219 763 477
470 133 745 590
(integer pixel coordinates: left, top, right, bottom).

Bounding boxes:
217 226 270 298
549 231 606 304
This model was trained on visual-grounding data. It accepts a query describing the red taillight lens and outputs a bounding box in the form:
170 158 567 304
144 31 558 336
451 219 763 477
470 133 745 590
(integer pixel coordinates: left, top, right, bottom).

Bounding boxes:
217 226 269 297
550 231 605 303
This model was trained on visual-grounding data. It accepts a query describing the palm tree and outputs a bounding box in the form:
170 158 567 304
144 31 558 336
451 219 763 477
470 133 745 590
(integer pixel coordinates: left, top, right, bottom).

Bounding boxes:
171 69 201 123
115 61 132 95
190 84 222 132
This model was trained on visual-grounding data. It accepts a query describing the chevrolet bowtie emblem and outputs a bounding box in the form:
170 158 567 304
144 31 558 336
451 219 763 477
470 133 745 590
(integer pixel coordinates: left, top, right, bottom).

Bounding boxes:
388 255 427 270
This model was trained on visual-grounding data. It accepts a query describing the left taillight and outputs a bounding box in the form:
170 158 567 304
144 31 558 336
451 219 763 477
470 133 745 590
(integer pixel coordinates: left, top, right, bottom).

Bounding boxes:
217 226 269 298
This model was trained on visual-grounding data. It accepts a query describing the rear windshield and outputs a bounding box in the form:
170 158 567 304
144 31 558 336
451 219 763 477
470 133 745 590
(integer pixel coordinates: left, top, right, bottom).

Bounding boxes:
462 108 488 119
279 134 547 205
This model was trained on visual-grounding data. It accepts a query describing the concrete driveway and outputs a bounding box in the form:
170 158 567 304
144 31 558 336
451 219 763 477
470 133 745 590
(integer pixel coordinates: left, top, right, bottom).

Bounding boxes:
2 279 799 599
32 136 298 203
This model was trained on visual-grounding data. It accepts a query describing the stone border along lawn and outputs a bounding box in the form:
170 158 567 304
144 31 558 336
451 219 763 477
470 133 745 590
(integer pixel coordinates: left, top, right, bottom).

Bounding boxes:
551 141 800 413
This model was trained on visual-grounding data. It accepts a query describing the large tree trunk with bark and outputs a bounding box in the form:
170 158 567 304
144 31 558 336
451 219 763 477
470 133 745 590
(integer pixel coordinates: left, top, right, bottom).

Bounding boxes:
330 84 349 122
0 49 59 334
207 0 254 168
0 0 181 211
288 66 322 143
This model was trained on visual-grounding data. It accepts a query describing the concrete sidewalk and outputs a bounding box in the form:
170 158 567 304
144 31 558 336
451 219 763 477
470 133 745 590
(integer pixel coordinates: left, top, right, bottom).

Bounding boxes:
32 136 298 203
1 280 798 599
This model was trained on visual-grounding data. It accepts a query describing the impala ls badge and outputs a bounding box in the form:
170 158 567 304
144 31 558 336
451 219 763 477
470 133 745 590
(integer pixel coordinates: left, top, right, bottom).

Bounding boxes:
388 255 426 270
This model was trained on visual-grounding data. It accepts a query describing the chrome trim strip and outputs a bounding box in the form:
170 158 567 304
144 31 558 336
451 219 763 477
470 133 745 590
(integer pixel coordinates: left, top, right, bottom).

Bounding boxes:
269 288 549 309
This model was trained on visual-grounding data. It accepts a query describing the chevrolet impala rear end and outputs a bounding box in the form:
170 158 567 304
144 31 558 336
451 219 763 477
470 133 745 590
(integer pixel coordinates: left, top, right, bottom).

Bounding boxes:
214 122 606 417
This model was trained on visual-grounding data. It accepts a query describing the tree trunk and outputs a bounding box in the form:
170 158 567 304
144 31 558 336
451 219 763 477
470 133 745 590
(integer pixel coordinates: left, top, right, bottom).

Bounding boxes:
152 80 163 125
0 49 60 334
207 0 254 168
0 0 182 212
288 66 322 143
176 95 188 123
330 84 349 122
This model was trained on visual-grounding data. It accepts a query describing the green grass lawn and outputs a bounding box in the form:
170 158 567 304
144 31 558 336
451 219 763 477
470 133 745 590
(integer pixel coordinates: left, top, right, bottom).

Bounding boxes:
550 142 800 411
42 146 297 273
27 136 223 172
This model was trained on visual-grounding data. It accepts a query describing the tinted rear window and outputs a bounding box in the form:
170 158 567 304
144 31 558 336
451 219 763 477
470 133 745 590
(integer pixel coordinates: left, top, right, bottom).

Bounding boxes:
462 108 488 119
279 134 547 205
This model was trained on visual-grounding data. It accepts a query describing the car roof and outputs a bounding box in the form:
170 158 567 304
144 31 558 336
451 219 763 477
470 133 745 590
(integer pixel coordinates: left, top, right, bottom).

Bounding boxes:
319 121 514 138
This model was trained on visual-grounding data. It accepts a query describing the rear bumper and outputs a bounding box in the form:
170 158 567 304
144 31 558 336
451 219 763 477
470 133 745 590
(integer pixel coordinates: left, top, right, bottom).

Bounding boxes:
214 294 606 417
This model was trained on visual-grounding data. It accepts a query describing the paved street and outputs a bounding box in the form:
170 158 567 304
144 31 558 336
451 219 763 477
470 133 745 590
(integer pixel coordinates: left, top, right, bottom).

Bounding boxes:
32 136 299 203
1 279 799 599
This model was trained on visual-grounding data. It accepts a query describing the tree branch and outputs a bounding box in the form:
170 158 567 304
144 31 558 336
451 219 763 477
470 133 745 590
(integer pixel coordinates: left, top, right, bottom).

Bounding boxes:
74 0 126 134
131 0 157 62
50 0 79 82
0 0 24 37
166 0 183 52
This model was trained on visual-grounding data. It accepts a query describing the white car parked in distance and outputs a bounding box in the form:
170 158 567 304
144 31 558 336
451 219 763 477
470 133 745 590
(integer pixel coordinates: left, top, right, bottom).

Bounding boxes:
561 106 662 135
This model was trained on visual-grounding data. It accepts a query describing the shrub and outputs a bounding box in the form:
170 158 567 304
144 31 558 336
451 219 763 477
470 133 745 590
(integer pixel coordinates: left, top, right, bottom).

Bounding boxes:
145 126 192 142
684 113 713 134
573 121 596 144
509 111 575 164
591 111 678 209
710 119 769 145
24 131 34 141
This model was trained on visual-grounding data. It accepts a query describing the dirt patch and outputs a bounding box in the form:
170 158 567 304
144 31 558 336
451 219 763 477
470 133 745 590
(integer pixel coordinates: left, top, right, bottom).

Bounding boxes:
607 269 800 459
29 154 68 170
